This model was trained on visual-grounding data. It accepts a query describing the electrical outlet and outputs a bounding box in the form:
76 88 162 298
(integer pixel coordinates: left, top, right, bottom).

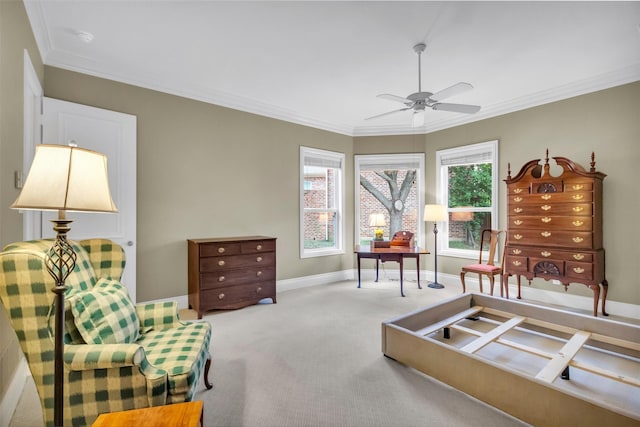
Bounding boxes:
552 279 561 285
14 171 23 189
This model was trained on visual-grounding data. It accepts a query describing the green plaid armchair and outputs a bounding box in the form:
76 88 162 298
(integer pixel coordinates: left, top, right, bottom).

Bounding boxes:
0 238 212 426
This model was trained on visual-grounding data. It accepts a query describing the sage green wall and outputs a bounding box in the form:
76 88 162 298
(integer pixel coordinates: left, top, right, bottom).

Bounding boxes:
355 82 640 306
0 0 44 414
44 67 354 302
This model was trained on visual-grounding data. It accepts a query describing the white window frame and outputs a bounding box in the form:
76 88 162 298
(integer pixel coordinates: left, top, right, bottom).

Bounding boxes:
354 153 425 248
436 140 499 259
300 146 345 258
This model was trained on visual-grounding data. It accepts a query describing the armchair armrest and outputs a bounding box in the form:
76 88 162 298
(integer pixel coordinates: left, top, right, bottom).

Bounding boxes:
136 301 182 333
64 343 146 370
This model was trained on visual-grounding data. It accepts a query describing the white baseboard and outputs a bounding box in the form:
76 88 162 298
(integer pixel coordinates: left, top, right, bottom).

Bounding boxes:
141 269 638 320
0 357 29 427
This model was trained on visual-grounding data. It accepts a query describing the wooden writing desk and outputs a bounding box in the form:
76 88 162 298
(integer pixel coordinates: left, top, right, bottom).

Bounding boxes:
92 401 203 427
355 245 429 297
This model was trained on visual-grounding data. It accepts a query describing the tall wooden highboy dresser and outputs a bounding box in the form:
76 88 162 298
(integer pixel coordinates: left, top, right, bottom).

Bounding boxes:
503 151 607 316
188 236 276 319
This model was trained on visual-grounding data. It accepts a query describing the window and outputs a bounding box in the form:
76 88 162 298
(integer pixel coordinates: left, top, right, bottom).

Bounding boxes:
436 140 498 258
354 153 425 247
300 146 345 258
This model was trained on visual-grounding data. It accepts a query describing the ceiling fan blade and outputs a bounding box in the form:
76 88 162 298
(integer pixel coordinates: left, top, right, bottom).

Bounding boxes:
377 94 413 105
430 82 474 101
365 107 412 120
432 103 481 114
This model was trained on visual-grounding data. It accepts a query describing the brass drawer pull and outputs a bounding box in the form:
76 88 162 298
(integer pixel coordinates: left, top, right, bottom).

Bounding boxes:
572 194 584 200
573 237 584 243
541 231 551 237
572 220 584 227
541 217 551 223
541 205 551 211
257 270 262 277
514 188 523 194
513 234 523 240
218 247 225 254
513 196 523 202
512 249 522 255
514 220 523 225
218 276 225 282
218 260 225 267
573 253 585 260
256 286 262 293
573 267 585 274
512 260 522 266
256 256 263 262
572 184 584 190
573 206 584 213
541 194 552 200
256 244 263 250
513 207 523 213
218 293 225 300
541 251 551 257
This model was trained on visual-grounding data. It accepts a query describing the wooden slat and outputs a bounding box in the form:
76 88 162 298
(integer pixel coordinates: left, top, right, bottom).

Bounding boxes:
536 330 591 383
461 316 525 354
414 306 484 336
483 307 640 352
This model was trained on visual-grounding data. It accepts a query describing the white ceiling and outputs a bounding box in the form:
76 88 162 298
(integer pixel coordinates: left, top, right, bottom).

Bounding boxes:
24 1 640 136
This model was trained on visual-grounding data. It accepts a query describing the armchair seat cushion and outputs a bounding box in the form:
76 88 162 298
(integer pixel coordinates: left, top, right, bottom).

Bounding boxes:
137 321 211 401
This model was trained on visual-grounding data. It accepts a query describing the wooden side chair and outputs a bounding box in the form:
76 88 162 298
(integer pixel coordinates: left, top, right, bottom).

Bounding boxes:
460 229 506 297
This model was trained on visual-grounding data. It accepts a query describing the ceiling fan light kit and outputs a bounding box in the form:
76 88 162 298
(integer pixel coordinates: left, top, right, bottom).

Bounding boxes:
366 43 481 125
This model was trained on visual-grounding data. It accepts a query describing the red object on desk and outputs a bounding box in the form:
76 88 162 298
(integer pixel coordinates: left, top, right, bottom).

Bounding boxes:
355 231 429 297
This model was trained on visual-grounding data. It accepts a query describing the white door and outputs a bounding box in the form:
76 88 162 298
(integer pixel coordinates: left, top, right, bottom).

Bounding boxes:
41 98 137 301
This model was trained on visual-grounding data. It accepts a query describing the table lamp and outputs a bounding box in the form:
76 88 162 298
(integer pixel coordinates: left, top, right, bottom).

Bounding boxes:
369 213 386 241
11 144 118 427
424 204 448 289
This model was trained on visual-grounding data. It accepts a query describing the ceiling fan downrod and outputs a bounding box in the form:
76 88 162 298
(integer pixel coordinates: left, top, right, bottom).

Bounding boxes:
414 43 426 93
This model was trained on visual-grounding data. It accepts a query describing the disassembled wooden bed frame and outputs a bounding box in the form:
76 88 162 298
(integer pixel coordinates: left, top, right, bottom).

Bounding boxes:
382 293 639 426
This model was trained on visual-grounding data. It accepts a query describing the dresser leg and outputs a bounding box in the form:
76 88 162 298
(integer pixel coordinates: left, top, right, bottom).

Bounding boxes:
600 280 609 316
588 283 601 317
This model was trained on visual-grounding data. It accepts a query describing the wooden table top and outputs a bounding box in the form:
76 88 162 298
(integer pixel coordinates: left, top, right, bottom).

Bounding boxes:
92 401 203 427
355 244 429 255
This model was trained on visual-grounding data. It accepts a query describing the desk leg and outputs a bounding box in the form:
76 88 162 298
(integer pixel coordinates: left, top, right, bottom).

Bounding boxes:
357 255 362 288
399 257 405 297
416 255 422 289
375 257 380 282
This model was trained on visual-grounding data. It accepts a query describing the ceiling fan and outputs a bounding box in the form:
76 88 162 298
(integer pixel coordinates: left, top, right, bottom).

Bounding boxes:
366 43 481 127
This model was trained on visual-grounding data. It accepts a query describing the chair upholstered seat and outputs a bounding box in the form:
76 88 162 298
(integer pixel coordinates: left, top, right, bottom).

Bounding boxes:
462 263 501 273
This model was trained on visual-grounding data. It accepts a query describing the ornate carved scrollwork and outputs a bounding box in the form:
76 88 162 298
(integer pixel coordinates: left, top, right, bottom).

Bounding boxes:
537 182 558 193
534 261 561 276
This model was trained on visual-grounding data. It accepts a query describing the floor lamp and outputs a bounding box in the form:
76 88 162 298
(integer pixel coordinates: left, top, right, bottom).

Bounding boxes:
424 204 448 289
11 144 117 427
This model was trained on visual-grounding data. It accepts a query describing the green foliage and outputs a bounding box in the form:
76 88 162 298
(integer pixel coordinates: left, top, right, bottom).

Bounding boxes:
448 164 492 208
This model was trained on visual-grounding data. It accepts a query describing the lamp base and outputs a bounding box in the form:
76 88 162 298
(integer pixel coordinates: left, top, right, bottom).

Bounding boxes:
428 281 445 289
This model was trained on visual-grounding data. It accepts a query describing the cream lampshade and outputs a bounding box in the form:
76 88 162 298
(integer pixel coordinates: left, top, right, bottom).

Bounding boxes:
369 213 386 241
11 144 117 427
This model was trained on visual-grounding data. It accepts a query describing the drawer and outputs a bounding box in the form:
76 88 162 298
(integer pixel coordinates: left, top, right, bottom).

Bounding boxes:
566 262 593 281
508 185 530 195
200 242 242 257
509 191 593 205
564 181 593 192
241 239 276 254
200 252 275 272
505 255 528 273
200 267 275 289
509 203 592 216
200 282 276 308
530 258 564 276
508 230 593 249
507 216 592 231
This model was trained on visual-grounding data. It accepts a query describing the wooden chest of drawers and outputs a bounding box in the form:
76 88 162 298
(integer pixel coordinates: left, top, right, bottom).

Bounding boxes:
188 236 276 318
503 151 607 316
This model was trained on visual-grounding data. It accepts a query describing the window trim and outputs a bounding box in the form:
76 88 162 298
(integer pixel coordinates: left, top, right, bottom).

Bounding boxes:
354 153 425 248
300 146 345 258
435 140 499 259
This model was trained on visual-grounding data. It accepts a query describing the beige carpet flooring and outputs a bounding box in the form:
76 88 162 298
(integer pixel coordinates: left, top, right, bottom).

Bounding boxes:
11 278 535 426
